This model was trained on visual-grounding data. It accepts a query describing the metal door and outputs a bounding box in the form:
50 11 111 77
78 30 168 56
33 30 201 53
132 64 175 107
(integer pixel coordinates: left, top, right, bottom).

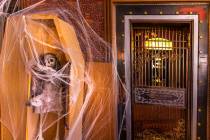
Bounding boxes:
131 23 191 140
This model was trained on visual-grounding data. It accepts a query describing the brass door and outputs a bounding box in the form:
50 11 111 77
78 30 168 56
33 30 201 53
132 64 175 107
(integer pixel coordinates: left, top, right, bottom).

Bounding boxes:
131 23 191 140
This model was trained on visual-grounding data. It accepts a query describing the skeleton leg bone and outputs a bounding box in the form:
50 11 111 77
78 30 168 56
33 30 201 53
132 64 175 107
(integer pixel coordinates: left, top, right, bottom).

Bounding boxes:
38 113 44 140
55 112 61 140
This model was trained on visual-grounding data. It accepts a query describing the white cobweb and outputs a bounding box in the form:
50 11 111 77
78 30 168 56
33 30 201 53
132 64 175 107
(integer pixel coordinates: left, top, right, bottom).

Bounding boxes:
0 0 129 140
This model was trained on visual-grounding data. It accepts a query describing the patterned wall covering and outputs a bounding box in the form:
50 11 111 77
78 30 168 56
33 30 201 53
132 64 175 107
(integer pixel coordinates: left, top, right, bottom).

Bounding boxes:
24 0 105 38
76 0 105 38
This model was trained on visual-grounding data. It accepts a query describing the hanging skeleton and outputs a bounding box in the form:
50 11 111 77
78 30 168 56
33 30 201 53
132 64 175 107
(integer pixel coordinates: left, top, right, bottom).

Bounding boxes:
26 53 70 140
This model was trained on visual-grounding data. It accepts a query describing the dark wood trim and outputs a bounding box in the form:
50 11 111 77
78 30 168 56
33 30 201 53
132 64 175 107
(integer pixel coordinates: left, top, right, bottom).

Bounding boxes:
19 0 26 9
208 4 210 140
112 0 210 3
20 0 29 8
104 0 112 43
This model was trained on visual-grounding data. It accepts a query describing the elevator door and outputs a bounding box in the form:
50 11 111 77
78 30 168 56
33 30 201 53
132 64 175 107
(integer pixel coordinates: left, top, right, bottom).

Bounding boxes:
131 23 191 140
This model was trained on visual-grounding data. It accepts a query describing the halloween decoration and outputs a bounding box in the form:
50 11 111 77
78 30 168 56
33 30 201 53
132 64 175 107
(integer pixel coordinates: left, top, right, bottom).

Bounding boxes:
27 53 65 113
26 53 69 140
0 0 119 140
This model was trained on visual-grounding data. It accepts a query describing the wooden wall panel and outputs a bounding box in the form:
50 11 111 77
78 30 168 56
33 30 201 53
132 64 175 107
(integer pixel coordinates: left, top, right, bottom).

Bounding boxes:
84 62 117 140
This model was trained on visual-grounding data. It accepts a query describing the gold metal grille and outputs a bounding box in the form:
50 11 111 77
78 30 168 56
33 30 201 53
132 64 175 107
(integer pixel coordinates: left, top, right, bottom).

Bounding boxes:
132 23 191 89
131 23 192 140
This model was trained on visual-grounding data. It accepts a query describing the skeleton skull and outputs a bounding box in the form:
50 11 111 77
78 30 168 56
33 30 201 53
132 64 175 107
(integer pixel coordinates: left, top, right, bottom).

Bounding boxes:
43 53 57 68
